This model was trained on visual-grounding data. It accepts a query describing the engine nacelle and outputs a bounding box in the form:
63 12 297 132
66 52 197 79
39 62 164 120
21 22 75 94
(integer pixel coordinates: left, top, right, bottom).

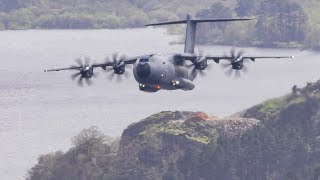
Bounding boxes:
114 65 125 75
80 66 94 78
194 57 208 70
113 61 126 75
231 60 244 70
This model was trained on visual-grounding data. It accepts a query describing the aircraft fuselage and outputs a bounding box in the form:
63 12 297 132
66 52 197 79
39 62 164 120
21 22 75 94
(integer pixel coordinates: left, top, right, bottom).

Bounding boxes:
133 54 196 92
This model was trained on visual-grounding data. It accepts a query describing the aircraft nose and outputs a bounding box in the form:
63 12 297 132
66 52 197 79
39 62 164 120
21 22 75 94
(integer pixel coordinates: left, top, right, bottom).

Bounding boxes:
137 63 151 79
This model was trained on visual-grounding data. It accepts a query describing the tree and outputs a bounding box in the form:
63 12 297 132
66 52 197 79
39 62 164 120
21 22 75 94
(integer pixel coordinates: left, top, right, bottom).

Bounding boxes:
195 2 234 45
27 126 116 180
235 0 262 17
7 8 35 29
0 0 20 12
72 126 112 156
255 0 308 46
304 25 320 50
196 2 233 18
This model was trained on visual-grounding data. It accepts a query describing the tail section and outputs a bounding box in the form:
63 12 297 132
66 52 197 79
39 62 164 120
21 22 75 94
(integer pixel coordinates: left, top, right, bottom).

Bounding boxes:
145 14 251 53
184 14 197 54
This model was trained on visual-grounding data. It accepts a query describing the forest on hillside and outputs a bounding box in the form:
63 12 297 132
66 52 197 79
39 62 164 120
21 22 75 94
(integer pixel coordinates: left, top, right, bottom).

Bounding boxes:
26 79 320 180
196 0 320 49
0 0 213 29
0 0 319 49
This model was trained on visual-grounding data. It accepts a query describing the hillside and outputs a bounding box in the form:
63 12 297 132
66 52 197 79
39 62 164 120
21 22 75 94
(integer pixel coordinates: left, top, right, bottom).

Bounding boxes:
195 0 320 49
0 0 319 49
0 0 215 29
27 80 320 180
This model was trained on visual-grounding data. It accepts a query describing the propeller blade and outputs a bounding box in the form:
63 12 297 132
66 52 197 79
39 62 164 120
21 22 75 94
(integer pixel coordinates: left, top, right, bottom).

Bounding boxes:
104 56 110 62
225 68 233 77
221 62 231 69
112 53 119 63
244 58 252 63
116 75 123 83
84 56 90 66
107 72 115 81
126 64 133 70
71 72 81 81
186 63 194 68
235 70 241 78
222 49 251 78
237 50 245 60
198 49 204 57
123 71 131 79
70 65 81 70
231 48 236 58
206 64 213 71
199 70 206 77
85 78 93 86
243 65 249 74
92 72 99 78
191 67 198 77
119 54 127 61
75 58 83 66
105 66 114 72
77 77 84 87
104 53 129 81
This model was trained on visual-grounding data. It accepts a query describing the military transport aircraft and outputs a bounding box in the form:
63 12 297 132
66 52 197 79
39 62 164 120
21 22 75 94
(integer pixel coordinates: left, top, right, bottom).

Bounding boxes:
44 14 294 93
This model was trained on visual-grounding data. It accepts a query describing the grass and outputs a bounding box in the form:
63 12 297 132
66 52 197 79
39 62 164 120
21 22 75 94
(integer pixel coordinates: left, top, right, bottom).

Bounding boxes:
260 96 289 114
139 121 215 144
186 135 211 144
137 118 218 146
259 93 309 117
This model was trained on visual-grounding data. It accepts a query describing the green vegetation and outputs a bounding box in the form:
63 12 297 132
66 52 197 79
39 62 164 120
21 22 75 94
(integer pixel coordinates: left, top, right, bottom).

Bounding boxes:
27 81 320 180
260 96 288 114
258 95 307 115
139 117 218 144
0 0 213 30
196 0 320 49
0 0 319 49
27 126 120 180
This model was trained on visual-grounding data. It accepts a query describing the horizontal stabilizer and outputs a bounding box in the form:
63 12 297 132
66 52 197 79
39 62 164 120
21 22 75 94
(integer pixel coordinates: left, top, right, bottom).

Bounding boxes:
191 18 252 23
145 20 187 26
145 14 253 53
145 18 252 26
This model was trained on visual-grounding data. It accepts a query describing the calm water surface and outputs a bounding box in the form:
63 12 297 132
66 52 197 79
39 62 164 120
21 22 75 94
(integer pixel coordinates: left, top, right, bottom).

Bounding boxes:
0 28 319 180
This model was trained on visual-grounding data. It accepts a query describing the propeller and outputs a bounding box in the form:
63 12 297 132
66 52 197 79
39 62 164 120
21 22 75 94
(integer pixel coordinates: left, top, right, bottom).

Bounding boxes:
70 57 97 86
221 49 250 78
187 50 212 78
104 53 130 83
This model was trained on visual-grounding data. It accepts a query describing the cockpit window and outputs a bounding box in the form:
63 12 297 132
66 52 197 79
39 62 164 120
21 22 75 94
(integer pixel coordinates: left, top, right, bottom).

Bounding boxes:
139 55 150 63
173 54 183 65
139 58 149 63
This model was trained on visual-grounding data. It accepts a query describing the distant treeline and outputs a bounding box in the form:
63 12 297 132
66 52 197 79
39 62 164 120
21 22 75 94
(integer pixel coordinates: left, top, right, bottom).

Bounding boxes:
0 0 319 50
0 0 148 29
0 0 212 29
195 0 320 50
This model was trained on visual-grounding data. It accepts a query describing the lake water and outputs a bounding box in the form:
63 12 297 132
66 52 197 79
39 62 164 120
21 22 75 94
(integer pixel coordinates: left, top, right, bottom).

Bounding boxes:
0 28 319 180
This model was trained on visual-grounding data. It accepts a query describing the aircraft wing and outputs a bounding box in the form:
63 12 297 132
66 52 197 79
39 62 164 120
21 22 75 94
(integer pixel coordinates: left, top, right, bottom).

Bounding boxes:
44 56 139 72
92 56 139 69
44 66 81 72
181 53 294 63
206 55 294 62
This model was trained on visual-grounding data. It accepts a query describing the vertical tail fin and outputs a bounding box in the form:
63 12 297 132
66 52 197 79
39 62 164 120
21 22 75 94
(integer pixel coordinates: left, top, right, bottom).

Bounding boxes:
145 14 252 54
184 14 197 53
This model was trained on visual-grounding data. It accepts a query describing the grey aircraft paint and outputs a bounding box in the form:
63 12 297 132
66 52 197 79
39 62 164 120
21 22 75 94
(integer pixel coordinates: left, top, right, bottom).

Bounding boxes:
44 14 293 93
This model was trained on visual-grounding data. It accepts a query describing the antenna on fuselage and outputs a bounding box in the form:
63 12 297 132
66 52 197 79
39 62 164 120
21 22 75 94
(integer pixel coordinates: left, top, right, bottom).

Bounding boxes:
145 14 252 54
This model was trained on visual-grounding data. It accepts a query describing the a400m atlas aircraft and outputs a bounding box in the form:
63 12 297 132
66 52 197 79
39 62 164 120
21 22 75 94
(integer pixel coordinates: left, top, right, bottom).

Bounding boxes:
44 14 294 93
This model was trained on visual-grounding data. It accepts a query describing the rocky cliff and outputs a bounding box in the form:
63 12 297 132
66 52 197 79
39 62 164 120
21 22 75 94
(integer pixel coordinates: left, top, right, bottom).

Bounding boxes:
27 81 320 180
